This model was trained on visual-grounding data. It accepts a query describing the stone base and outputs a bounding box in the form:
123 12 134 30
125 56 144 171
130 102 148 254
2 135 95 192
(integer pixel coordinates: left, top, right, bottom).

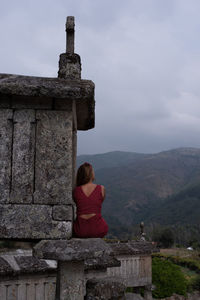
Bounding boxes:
85 277 126 300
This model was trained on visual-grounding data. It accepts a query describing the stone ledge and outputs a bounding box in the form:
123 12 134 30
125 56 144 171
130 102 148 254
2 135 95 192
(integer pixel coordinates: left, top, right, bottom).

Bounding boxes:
0 73 95 130
33 238 113 261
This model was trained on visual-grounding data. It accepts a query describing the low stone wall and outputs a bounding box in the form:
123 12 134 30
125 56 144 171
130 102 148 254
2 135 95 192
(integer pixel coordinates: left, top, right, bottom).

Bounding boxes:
155 292 200 300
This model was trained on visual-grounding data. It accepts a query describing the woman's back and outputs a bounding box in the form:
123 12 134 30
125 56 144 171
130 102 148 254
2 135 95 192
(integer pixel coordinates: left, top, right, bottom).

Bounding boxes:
73 184 103 216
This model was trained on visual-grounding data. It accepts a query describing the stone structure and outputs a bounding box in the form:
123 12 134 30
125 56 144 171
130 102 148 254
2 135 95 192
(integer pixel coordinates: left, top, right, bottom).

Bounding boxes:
0 17 157 300
0 241 157 300
0 16 95 240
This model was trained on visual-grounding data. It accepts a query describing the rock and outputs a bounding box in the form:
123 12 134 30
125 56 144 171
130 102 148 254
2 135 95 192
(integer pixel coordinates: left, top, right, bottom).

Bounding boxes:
86 277 126 300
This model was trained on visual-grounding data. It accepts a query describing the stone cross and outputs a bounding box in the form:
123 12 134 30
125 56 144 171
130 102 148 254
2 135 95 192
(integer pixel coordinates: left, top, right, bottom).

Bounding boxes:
66 16 75 53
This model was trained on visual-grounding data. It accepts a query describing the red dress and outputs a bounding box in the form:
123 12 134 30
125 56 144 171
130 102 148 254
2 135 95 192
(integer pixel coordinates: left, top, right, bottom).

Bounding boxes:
73 185 108 238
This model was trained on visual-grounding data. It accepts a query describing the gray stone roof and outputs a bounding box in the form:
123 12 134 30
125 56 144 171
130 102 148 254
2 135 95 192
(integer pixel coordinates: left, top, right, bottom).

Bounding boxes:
108 241 159 256
0 249 57 276
0 73 95 130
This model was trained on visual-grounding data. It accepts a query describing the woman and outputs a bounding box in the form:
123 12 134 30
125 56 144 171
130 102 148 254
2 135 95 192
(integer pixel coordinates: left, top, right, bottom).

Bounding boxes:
73 162 108 238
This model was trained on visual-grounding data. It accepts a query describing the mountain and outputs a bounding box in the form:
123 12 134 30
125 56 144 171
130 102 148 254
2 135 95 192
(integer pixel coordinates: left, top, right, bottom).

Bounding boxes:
77 148 200 237
147 182 200 225
77 151 148 171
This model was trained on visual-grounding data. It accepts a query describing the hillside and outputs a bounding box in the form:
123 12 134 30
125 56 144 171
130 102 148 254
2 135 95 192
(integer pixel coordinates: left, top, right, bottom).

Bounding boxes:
147 182 200 225
77 148 200 236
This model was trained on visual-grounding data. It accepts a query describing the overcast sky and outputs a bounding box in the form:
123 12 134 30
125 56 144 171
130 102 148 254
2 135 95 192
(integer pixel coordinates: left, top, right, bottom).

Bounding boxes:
1 0 200 155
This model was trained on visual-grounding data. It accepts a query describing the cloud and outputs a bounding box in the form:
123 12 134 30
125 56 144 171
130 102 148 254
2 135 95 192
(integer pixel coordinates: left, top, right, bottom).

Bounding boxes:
1 0 200 154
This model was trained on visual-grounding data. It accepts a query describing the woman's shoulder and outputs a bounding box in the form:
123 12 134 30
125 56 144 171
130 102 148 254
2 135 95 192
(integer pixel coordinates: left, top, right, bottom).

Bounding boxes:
97 184 105 199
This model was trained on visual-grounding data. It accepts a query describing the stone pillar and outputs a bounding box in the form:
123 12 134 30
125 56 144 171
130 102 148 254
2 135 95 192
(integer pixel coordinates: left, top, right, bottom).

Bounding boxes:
144 285 152 300
56 261 85 300
34 239 113 300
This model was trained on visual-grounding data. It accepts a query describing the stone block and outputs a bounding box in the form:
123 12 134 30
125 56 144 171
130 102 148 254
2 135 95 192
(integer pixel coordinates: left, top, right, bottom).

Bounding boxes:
34 110 73 204
0 205 72 239
0 109 13 203
52 205 73 221
85 277 126 300
10 110 35 204
58 53 81 79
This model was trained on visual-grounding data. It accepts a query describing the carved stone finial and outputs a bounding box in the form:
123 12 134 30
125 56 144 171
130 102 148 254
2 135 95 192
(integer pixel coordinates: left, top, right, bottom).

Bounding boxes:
58 16 81 79
140 221 146 241
66 16 75 53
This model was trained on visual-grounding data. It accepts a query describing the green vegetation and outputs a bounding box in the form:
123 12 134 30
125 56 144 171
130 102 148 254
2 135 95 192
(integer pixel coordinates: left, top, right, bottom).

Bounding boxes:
152 257 187 298
152 249 200 297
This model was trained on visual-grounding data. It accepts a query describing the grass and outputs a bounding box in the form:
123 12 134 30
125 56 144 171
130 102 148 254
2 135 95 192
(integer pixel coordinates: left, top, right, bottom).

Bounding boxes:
153 248 200 294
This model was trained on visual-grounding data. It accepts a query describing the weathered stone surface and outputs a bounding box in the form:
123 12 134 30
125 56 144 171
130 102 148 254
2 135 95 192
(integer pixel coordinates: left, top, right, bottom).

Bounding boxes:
0 275 56 300
0 74 95 130
125 293 144 300
86 277 126 300
11 95 53 109
66 16 75 54
109 241 157 256
0 258 13 275
0 109 13 203
52 205 73 221
85 254 121 271
107 254 152 287
33 238 113 261
0 249 57 276
54 98 72 111
10 110 35 204
0 205 72 239
58 53 81 79
34 110 73 205
156 292 200 300
57 261 85 300
15 256 55 274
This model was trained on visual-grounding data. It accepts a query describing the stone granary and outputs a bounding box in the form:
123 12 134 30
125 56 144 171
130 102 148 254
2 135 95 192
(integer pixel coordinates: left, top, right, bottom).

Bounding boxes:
0 17 156 300
0 16 94 240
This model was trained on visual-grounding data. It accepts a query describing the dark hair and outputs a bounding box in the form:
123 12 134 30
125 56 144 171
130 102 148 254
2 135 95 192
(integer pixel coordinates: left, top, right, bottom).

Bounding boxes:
76 162 94 186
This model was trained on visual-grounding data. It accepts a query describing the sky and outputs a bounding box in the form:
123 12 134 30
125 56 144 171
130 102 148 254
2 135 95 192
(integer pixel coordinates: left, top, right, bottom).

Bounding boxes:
1 0 200 155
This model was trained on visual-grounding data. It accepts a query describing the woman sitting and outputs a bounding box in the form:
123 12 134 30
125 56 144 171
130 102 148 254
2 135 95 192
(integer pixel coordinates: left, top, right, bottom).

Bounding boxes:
73 162 108 238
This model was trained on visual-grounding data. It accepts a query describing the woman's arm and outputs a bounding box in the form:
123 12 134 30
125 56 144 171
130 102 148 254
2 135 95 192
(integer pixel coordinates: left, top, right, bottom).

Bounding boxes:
101 185 106 201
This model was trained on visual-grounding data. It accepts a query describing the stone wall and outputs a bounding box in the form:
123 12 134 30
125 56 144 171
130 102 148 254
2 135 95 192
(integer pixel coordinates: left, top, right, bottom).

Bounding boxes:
0 98 75 239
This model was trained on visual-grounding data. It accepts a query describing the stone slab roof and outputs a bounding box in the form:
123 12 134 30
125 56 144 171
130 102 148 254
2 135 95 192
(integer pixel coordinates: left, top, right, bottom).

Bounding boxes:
0 249 57 276
108 241 159 256
0 73 95 130
33 238 112 261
